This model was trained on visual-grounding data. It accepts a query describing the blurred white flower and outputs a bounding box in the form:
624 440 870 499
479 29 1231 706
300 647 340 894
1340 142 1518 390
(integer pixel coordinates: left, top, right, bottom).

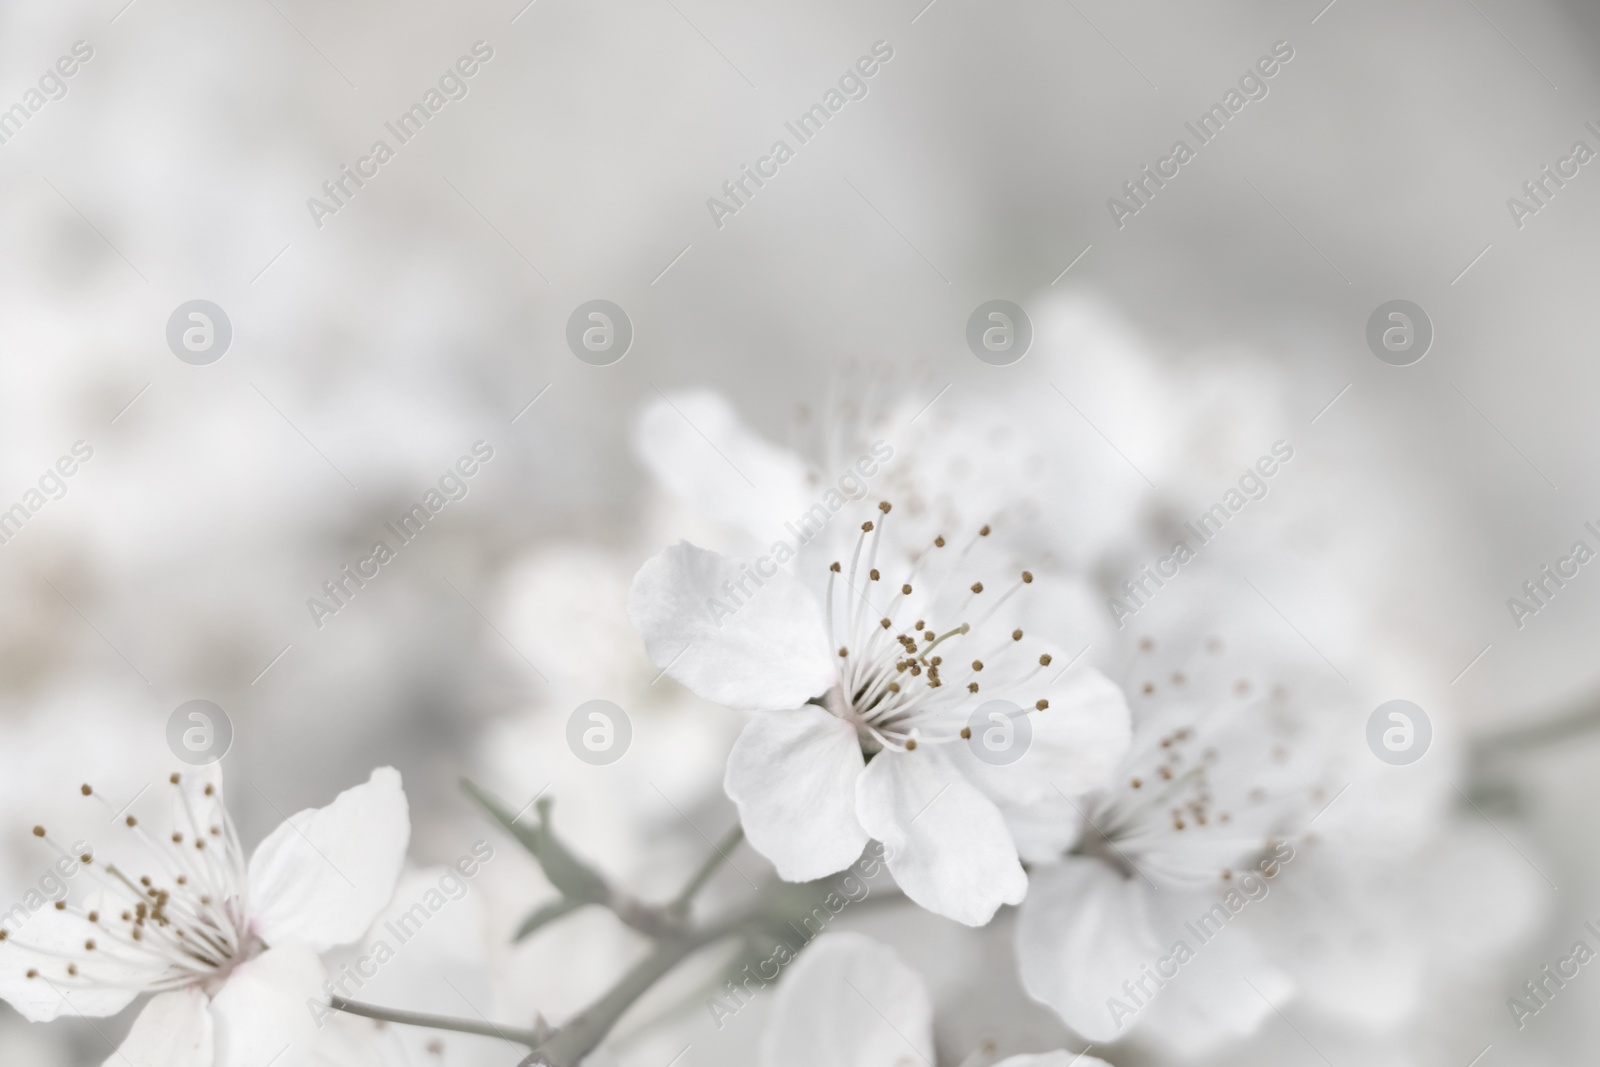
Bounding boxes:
1017 624 1346 1055
1227 701 1548 1059
759 931 1105 1067
0 766 408 1067
632 378 1150 584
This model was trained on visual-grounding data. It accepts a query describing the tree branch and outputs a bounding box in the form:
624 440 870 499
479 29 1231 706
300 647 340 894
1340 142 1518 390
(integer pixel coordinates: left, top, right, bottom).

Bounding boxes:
329 835 901 1067
669 824 744 916
462 778 687 939
520 914 750 1067
1474 695 1600 753
514 897 588 942
519 846 901 1066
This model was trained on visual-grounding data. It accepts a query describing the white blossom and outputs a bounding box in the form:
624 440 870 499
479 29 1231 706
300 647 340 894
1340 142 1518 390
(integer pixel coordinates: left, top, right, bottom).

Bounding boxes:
0 766 408 1067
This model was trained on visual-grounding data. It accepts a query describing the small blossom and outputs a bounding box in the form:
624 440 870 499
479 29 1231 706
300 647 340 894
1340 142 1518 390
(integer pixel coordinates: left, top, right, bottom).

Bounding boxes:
629 503 1130 927
1016 624 1341 1051
0 766 409 1067
759 932 1109 1067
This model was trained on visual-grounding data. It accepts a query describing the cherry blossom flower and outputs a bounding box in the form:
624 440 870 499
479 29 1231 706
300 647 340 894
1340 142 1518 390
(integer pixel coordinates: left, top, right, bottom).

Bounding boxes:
632 379 1148 585
628 501 1130 927
760 931 1107 1067
1016 624 1345 1054
0 765 409 1067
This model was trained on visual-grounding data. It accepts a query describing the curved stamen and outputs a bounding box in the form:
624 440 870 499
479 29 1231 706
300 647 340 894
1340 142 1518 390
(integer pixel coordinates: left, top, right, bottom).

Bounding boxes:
811 507 1057 754
10 778 253 999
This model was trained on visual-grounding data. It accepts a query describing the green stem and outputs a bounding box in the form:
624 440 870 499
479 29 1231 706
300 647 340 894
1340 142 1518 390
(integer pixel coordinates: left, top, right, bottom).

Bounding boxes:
526 858 908 1064
515 896 588 942
522 828 752 1066
1475 697 1600 753
464 778 682 938
670 825 745 914
332 842 903 1066
521 915 750 1067
329 995 542 1047
608 877 910 1053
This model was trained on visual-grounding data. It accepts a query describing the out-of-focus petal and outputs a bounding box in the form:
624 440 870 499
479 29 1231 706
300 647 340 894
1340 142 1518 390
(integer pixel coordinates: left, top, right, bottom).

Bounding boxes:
1016 858 1160 1043
758 932 933 1067
634 390 814 547
954 667 1131 808
627 541 834 711
994 1054 1111 1067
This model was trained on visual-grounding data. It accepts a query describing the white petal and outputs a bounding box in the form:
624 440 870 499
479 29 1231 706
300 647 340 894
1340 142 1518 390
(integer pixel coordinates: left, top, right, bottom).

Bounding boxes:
634 389 814 545
1125 912 1293 1057
855 750 1026 926
725 708 869 881
1015 858 1161 1043
1248 828 1538 1034
0 903 140 1021
954 667 1131 809
758 932 933 1067
247 767 410 952
341 867 499 1023
950 668 1127 863
105 988 213 1067
1017 858 1292 1052
627 541 835 711
995 792 1085 865
994 1055 1111 1067
209 944 325 1067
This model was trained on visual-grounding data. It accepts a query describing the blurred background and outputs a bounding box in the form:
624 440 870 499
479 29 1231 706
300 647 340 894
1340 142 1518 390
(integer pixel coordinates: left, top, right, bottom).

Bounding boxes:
2 0 1599 1063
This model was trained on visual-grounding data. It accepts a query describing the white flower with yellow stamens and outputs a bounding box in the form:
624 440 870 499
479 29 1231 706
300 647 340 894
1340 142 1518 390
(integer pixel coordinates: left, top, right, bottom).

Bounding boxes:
628 501 1130 927
1016 625 1348 1054
0 766 408 1067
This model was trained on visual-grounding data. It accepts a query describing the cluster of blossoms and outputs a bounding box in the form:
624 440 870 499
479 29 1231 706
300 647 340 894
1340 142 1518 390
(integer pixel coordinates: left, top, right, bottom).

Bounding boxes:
0 375 1549 1067
621 382 1545 1061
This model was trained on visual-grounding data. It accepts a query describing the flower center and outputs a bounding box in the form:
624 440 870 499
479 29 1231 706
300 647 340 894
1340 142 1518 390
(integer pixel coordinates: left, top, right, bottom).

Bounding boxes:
1076 639 1323 889
823 503 1057 753
8 773 253 998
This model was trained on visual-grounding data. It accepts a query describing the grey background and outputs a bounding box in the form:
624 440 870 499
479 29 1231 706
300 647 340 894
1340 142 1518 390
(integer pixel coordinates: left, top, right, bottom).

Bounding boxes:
2 0 1599 1063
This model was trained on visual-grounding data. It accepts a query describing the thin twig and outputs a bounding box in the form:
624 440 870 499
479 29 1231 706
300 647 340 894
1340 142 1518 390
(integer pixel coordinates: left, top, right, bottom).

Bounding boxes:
1475 694 1600 753
521 914 752 1067
464 779 686 937
670 824 744 914
330 995 542 1046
